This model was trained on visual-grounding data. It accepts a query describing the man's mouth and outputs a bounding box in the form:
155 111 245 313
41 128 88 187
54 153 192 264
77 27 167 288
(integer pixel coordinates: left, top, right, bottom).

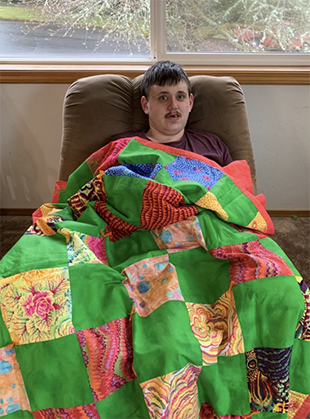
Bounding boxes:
166 112 181 119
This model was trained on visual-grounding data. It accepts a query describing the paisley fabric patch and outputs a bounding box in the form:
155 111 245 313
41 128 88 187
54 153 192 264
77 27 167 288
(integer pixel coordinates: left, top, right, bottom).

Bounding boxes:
76 318 136 402
33 403 100 419
294 276 310 341
210 240 294 286
246 347 292 413
186 288 244 365
141 363 201 419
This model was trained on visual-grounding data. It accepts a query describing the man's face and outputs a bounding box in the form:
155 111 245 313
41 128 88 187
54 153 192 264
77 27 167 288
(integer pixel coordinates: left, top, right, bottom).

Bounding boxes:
141 81 194 142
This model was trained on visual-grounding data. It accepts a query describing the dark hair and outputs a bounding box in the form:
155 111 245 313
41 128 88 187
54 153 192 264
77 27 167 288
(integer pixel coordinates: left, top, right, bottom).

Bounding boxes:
141 60 191 99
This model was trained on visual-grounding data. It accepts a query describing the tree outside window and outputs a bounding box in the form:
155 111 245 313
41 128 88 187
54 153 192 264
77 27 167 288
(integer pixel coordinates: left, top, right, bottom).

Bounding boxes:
0 0 309 60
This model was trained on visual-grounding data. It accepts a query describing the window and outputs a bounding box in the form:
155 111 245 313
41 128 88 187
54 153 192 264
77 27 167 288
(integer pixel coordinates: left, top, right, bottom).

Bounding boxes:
0 0 309 65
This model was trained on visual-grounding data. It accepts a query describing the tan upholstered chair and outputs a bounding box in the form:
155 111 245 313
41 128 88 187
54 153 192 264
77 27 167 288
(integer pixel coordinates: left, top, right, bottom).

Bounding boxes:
58 74 257 192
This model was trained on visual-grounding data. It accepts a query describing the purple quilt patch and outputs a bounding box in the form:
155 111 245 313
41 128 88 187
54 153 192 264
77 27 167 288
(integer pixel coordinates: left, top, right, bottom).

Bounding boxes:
106 163 162 180
165 157 223 190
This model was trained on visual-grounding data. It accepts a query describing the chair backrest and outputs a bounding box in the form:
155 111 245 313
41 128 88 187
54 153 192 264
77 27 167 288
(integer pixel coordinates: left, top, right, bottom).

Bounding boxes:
58 74 257 191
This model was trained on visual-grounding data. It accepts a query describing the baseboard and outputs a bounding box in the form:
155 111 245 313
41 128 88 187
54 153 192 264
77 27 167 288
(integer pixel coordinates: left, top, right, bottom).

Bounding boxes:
1 208 310 217
267 210 310 217
0 208 36 216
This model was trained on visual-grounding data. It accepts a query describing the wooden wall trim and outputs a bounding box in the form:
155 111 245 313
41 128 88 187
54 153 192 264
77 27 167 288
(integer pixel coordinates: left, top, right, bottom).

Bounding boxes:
267 210 310 218
1 208 309 217
0 209 35 216
0 64 309 85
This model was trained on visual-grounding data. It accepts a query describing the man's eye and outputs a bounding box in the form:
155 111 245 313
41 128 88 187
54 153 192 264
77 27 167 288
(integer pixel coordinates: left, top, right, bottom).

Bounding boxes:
159 96 167 101
177 94 186 100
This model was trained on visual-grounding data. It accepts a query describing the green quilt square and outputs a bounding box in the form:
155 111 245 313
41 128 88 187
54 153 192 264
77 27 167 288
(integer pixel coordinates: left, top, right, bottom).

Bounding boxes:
5 410 34 418
207 175 259 227
96 380 149 419
198 353 250 416
169 247 230 304
103 175 147 228
15 334 93 412
197 211 260 250
118 139 176 168
58 214 106 237
105 230 164 272
132 301 202 383
290 339 310 394
59 161 94 202
0 310 12 347
233 276 304 350
77 202 107 228
70 263 132 330
0 233 68 278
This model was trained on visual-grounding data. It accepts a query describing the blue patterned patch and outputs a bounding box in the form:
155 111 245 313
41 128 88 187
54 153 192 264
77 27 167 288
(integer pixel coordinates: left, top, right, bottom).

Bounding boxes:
166 157 223 190
106 163 162 180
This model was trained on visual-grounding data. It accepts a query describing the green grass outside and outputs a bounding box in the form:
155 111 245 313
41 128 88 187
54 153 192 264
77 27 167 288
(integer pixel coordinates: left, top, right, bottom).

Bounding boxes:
0 4 44 22
0 4 119 29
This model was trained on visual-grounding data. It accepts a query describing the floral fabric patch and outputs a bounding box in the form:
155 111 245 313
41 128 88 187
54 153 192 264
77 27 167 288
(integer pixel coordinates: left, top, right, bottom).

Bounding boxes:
59 228 108 266
0 268 74 344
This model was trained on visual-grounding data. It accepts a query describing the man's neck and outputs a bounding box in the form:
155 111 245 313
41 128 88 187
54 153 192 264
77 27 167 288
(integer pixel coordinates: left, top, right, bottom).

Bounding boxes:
145 128 185 144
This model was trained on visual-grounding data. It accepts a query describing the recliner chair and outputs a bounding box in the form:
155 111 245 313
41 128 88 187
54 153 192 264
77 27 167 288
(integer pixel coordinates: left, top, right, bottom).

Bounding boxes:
58 74 257 193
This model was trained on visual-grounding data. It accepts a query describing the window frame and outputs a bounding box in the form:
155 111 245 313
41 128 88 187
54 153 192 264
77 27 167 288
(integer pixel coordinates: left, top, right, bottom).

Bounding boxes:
0 0 309 84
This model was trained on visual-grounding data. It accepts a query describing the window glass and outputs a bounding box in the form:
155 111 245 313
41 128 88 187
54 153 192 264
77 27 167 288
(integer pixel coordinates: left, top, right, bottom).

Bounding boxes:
166 0 310 54
1 0 309 61
0 0 151 59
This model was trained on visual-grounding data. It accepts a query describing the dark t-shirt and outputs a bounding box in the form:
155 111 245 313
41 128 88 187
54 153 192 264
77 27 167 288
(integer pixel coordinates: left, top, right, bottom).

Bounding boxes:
114 129 233 167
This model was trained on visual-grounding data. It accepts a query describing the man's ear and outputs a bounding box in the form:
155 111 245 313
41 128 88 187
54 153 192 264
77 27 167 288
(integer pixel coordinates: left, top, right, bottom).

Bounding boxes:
141 96 149 114
189 93 194 112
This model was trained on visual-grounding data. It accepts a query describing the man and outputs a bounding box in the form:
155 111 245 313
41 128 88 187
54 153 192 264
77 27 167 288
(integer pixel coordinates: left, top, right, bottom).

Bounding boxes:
115 60 233 167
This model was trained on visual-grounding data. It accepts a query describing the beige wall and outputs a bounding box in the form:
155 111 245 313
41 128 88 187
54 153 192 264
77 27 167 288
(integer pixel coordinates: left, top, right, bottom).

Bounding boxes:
0 83 309 210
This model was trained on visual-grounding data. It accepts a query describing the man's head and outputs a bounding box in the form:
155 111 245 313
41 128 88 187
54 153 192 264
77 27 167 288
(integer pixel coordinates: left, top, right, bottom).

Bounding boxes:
140 61 194 144
141 60 192 100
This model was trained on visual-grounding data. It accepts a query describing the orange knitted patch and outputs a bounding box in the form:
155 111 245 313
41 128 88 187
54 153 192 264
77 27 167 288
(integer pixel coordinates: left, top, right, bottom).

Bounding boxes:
140 181 198 230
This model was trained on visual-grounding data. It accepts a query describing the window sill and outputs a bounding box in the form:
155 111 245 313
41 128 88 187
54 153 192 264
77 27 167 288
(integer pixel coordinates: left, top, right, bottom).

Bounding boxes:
0 64 309 84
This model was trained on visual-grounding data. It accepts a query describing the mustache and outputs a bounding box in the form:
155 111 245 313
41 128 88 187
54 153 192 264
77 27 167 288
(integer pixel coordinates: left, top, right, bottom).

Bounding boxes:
165 111 181 117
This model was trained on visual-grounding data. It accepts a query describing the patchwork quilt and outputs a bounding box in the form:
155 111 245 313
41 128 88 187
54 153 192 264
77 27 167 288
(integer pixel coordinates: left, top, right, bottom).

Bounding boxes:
0 137 309 419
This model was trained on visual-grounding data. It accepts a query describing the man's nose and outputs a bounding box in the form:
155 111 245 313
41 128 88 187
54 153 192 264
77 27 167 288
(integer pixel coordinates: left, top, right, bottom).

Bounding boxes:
168 96 178 109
